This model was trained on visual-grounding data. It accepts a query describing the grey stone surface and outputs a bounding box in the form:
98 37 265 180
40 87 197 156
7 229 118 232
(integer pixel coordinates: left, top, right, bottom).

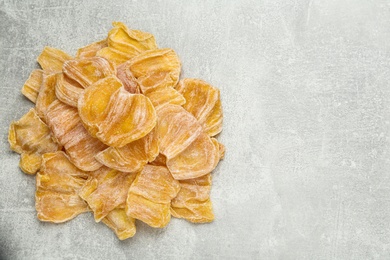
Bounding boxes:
1 0 390 259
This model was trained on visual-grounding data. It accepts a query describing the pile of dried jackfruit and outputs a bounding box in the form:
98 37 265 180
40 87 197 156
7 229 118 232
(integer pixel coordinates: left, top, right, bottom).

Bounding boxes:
8 22 224 240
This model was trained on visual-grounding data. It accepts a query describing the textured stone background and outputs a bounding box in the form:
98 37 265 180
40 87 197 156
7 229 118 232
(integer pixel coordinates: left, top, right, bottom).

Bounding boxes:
1 0 390 259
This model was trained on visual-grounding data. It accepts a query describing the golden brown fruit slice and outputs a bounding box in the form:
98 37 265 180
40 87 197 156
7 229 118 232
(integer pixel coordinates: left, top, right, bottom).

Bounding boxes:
116 62 139 94
126 165 180 228
97 47 132 67
171 174 214 223
19 153 42 175
21 69 44 103
76 39 107 58
79 76 157 147
203 99 223 137
128 49 181 93
79 167 137 222
46 100 107 171
35 73 58 121
156 104 202 159
55 73 84 107
63 57 116 89
211 138 225 160
102 208 136 240
37 46 73 73
8 108 59 155
149 153 167 167
78 75 123 137
166 132 219 180
35 152 89 223
95 126 158 173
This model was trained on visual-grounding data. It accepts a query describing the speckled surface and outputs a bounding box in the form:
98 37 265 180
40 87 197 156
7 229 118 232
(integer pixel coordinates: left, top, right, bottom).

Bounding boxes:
1 0 390 259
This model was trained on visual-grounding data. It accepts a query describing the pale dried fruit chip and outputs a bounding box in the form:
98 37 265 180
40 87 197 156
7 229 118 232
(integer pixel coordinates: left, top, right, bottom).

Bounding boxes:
46 100 107 171
95 126 158 173
63 56 116 89
156 104 202 159
55 73 84 107
176 78 223 136
171 174 214 223
35 73 58 121
126 165 180 228
35 152 89 223
19 153 42 175
76 39 107 58
79 167 137 222
78 76 157 147
102 208 136 240
167 132 219 180
37 46 73 73
21 69 44 103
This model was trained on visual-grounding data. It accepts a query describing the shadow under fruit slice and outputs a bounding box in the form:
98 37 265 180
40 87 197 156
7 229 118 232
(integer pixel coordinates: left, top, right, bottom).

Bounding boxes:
78 75 157 147
35 151 90 223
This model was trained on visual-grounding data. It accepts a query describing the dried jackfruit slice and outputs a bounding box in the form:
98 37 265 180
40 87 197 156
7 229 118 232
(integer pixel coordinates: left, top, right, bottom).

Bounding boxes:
35 152 89 223
203 99 223 136
211 138 225 160
37 46 73 73
171 174 214 223
78 75 123 137
126 165 180 228
21 69 44 103
116 62 139 94
102 208 136 240
8 108 59 155
167 132 219 180
79 78 157 147
46 100 106 171
79 167 137 222
156 104 202 159
63 57 116 89
55 73 84 107
76 39 107 58
95 125 158 173
97 47 132 67
35 73 58 121
150 153 167 167
19 153 42 175
128 48 181 93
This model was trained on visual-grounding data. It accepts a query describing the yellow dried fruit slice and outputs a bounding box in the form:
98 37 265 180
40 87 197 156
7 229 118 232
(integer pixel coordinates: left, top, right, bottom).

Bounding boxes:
46 100 107 171
21 69 44 103
79 167 137 222
95 126 158 173
8 108 59 155
19 153 42 175
116 62 139 94
97 47 132 67
97 88 157 147
211 138 225 160
37 46 72 73
171 174 214 223
63 57 116 89
128 48 181 93
167 132 219 180
126 165 180 228
76 39 107 58
78 75 123 137
156 104 202 159
35 152 89 223
176 78 219 124
102 208 136 240
203 99 223 136
35 73 58 121
55 73 84 107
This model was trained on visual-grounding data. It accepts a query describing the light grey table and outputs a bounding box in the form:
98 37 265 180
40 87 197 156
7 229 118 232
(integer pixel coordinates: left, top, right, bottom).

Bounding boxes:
1 0 390 259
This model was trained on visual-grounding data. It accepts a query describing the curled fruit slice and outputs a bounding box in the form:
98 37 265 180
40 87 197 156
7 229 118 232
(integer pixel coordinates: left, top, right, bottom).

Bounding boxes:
46 100 106 171
19 153 43 175
167 132 219 180
79 167 137 222
176 78 223 136
171 174 214 223
76 39 107 58
35 73 58 121
156 104 202 159
126 165 180 228
78 76 157 147
21 69 44 103
102 208 136 240
95 126 158 173
63 56 116 89
55 73 84 108
35 152 89 223
37 46 72 73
